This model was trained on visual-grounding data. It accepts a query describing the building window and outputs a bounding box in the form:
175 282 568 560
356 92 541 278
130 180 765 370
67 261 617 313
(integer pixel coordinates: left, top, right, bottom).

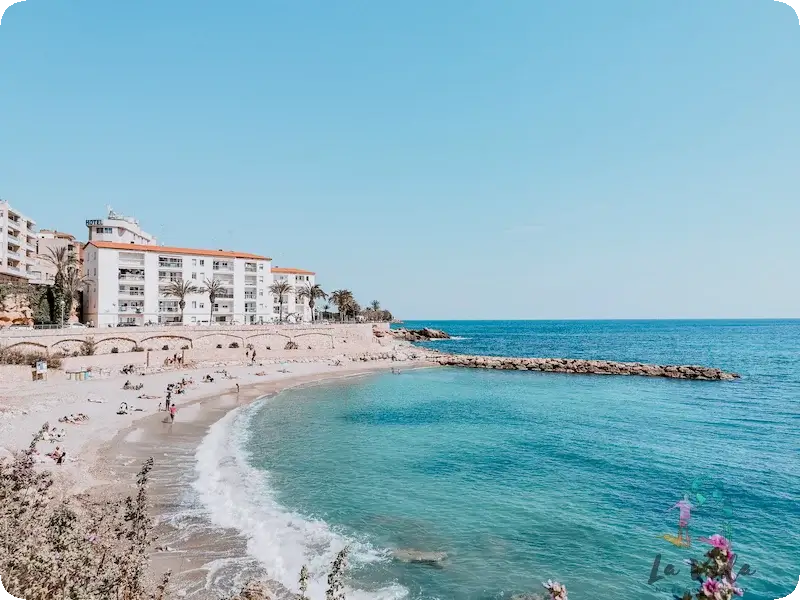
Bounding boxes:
191 316 197 322
199 303 205 308
192 301 197 309
259 276 264 283
191 272 197 280
192 259 197 266
259 289 264 296
199 259 205 266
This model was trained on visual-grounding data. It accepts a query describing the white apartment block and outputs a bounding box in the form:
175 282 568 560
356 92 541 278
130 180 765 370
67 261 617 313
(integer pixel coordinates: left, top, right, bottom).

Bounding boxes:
83 242 272 327
86 207 157 246
0 200 38 282
271 267 316 322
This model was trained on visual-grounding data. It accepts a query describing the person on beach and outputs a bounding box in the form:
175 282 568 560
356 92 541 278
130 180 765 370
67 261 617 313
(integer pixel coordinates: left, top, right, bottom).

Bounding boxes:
169 403 177 423
669 494 694 546
251 350 256 364
165 391 172 411
236 383 240 393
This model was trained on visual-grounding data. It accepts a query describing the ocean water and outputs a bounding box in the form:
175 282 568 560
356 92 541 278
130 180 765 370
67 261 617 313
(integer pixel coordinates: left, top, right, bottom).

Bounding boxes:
195 320 800 600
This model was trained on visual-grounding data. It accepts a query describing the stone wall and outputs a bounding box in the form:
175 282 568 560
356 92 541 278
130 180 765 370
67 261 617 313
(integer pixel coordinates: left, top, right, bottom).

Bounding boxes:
0 323 379 357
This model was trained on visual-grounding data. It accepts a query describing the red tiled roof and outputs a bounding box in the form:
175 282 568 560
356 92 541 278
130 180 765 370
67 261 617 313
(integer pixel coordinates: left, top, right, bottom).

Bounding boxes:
272 267 315 275
87 241 270 261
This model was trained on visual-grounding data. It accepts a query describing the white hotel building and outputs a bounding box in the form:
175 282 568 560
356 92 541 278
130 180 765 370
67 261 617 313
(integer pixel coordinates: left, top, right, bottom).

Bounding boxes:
83 242 273 327
0 200 38 282
271 267 316 321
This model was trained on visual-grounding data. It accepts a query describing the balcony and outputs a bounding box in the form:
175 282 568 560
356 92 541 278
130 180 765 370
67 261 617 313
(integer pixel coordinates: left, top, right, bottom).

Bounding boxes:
244 263 257 273
119 287 145 297
159 306 180 313
119 274 145 282
158 259 183 269
212 275 234 285
244 292 256 300
120 254 145 267
244 277 257 286
6 232 20 245
6 248 20 259
119 304 144 313
212 261 233 272
216 292 234 299
158 277 182 284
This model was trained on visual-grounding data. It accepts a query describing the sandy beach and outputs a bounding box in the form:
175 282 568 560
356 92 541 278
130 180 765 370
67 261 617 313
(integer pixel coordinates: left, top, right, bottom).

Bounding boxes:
0 343 433 598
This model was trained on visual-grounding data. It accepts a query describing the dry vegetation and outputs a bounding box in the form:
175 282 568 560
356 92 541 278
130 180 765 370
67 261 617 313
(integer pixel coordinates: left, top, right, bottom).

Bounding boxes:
0 424 348 600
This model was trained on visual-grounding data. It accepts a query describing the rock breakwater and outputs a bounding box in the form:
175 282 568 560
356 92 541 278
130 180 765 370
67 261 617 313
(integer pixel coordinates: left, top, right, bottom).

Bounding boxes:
379 327 451 342
433 354 739 381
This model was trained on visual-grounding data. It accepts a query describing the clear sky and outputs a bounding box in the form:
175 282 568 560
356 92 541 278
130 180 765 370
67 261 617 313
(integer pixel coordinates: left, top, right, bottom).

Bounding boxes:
1 0 798 320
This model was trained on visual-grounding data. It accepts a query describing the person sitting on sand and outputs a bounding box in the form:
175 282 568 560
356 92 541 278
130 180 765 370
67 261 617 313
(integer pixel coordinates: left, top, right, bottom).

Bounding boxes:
48 446 63 460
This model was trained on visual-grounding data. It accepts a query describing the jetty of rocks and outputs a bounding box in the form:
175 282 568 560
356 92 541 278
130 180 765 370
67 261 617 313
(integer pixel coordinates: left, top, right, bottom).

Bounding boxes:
433 354 739 381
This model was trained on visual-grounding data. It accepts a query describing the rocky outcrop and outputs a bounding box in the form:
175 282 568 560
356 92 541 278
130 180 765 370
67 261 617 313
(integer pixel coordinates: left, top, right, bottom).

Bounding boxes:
433 354 739 381
391 549 448 564
381 327 451 342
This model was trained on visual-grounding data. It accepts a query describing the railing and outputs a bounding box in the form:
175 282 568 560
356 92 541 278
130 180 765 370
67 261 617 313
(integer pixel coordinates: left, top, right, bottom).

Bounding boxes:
158 262 182 269
120 259 145 267
244 293 256 299
119 290 145 297
158 278 182 284
7 234 20 245
244 278 257 286
212 264 233 271
6 264 20 272
119 306 144 313
244 265 257 272
216 293 234 299
159 307 179 313
119 275 145 282
6 249 20 259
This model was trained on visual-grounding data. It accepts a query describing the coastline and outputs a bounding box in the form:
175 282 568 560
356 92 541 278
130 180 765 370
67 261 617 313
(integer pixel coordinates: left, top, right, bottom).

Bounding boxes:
0 351 432 599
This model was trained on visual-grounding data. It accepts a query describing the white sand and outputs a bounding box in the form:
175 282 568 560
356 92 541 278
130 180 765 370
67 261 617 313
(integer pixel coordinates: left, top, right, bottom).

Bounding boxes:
0 345 432 491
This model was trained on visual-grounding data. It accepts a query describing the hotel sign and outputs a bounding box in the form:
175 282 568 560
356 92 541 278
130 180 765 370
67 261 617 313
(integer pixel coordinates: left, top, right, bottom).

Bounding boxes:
86 219 102 226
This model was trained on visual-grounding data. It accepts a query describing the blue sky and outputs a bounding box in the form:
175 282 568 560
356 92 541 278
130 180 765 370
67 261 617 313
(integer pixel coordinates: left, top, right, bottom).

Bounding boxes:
1 0 798 319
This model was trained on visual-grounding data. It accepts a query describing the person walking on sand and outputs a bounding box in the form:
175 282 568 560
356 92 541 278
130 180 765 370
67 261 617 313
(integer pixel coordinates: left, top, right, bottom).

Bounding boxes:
169 403 177 423
165 391 172 411
251 349 256 364
236 383 240 393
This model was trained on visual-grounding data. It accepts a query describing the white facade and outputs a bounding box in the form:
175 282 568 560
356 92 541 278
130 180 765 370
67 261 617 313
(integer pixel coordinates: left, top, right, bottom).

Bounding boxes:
83 242 272 327
0 200 38 281
86 207 157 246
271 267 316 322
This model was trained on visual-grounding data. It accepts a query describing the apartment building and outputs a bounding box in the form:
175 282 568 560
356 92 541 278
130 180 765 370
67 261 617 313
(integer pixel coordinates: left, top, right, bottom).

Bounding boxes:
83 241 272 327
271 267 316 322
0 199 38 282
86 207 157 246
28 230 83 285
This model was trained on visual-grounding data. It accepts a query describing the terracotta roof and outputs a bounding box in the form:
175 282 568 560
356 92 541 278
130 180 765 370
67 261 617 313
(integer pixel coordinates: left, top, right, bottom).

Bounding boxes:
87 241 270 261
272 267 315 275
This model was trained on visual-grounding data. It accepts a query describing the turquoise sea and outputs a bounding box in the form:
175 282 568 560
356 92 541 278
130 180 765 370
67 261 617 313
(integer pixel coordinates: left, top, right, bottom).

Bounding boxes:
196 321 800 600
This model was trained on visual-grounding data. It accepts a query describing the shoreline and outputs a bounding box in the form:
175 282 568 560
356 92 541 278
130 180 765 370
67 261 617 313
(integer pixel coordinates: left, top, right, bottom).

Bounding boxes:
11 354 432 598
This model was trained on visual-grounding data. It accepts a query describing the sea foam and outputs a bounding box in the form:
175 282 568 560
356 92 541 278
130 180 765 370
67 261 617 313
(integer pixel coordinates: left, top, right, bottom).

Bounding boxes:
193 399 407 600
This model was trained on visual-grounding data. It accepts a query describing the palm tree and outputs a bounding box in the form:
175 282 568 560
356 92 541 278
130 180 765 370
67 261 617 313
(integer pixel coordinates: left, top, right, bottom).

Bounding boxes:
202 278 225 325
370 300 380 312
329 289 354 322
269 281 293 323
63 266 89 323
44 247 77 324
162 280 200 323
296 283 327 322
